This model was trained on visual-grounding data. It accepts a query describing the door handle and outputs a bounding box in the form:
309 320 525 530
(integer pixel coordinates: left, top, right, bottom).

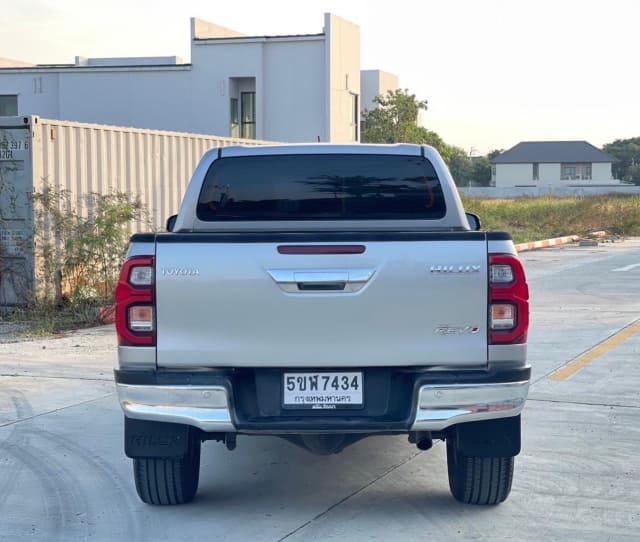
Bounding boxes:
268 269 375 293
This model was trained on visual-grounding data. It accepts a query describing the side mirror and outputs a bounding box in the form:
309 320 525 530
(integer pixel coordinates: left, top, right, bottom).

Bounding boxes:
166 214 177 232
465 212 481 231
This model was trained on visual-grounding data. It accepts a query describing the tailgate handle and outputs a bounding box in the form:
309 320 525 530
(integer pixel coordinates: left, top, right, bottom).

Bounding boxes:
297 281 346 291
268 269 375 293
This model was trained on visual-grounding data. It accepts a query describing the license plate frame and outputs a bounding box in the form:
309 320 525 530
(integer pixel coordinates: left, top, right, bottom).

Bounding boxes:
282 371 364 410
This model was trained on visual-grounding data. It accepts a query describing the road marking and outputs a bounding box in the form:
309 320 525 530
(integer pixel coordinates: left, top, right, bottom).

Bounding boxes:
613 263 640 272
550 319 640 381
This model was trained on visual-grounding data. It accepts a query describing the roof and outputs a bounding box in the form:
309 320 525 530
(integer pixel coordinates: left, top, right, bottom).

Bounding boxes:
193 33 324 42
0 63 191 73
492 141 614 164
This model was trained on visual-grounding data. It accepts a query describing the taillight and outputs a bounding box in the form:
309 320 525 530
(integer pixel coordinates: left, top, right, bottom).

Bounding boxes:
489 254 529 345
115 256 155 346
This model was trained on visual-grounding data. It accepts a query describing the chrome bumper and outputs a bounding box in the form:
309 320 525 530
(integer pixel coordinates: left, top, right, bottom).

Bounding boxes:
117 383 235 432
117 378 529 434
410 380 530 431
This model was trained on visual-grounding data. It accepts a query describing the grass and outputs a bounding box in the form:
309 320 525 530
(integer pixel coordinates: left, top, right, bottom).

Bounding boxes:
1 299 109 340
462 194 640 244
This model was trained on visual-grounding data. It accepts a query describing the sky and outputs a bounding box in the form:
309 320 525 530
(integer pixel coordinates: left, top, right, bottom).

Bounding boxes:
2 0 639 154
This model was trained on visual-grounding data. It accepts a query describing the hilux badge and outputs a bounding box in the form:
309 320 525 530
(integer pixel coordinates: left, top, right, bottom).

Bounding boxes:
430 265 481 274
434 326 480 335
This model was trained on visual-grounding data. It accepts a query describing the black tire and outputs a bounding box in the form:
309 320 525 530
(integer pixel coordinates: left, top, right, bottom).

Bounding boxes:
133 428 201 505
446 437 514 505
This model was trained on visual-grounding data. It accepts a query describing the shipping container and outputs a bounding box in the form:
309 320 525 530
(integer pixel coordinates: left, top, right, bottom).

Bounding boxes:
0 116 268 305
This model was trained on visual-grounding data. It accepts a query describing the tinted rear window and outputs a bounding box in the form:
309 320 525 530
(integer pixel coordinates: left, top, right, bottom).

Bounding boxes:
197 153 446 221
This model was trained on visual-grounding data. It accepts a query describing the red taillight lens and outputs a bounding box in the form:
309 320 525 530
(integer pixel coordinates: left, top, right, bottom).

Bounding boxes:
489 254 529 345
116 256 155 346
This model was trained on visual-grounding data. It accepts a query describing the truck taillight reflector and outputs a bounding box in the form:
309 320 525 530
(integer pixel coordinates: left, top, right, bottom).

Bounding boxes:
489 254 529 345
116 256 155 346
490 303 516 329
128 306 154 332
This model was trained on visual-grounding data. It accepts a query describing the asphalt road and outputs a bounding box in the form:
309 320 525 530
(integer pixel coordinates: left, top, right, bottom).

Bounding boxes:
1 239 639 541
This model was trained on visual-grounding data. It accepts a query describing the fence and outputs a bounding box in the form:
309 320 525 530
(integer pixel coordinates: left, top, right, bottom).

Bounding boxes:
459 185 640 198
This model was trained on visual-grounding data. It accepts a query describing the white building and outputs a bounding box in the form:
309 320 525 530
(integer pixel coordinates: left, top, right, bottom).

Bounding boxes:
491 141 618 188
0 15 399 144
360 69 399 112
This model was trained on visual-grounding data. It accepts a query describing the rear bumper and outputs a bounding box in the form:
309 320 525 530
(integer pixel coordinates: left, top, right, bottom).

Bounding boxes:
114 366 530 434
411 380 529 431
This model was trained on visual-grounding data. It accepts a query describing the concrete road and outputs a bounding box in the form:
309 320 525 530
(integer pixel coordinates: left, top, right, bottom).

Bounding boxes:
1 240 639 541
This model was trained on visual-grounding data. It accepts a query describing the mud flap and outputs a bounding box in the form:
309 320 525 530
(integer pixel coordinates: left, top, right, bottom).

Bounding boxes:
451 415 521 457
125 417 192 458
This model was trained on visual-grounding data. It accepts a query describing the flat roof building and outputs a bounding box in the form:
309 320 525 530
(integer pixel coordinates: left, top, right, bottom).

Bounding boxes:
0 14 398 143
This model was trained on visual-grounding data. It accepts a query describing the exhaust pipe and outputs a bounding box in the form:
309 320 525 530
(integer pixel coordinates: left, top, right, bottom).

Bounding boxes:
409 431 433 451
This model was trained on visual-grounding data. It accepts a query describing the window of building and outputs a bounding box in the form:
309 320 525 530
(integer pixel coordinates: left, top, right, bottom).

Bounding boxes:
561 163 592 180
532 163 539 181
0 95 18 116
241 92 256 139
350 93 359 142
230 98 239 138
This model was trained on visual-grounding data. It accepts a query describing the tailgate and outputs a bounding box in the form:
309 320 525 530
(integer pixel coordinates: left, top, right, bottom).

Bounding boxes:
155 234 489 368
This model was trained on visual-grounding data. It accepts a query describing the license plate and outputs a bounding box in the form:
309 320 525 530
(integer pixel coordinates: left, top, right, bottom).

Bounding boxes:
283 372 363 409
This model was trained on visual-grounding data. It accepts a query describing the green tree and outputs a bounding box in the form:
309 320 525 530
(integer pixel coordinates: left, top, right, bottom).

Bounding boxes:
603 137 640 184
488 149 503 161
361 89 428 144
447 146 473 186
471 156 492 186
629 164 640 185
362 89 475 185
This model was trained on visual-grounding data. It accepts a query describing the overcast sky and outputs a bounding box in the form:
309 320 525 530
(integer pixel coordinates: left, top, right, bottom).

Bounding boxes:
2 0 638 154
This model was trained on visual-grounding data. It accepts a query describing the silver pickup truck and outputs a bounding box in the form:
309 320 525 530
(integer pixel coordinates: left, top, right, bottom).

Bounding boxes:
115 144 530 506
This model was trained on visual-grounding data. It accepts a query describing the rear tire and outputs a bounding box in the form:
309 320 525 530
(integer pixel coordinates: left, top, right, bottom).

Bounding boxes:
446 436 514 505
133 428 201 505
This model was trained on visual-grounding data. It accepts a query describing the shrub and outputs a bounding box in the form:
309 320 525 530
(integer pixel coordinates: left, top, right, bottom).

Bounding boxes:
32 184 147 308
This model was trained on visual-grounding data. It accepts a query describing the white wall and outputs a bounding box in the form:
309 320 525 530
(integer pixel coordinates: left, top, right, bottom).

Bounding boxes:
2 72 62 118
360 69 398 112
326 14 360 143
496 162 617 187
538 163 560 184
592 162 613 181
1 67 193 131
262 39 326 142
58 69 192 132
495 164 536 187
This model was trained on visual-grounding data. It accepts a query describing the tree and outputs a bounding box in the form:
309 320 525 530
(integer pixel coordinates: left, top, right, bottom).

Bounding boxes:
361 89 428 144
362 89 462 182
447 146 473 186
603 137 640 184
471 156 492 186
361 88 481 186
488 149 503 161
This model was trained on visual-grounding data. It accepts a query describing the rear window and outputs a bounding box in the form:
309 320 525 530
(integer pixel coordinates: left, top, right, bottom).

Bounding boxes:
197 153 446 221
